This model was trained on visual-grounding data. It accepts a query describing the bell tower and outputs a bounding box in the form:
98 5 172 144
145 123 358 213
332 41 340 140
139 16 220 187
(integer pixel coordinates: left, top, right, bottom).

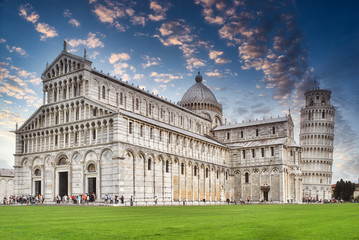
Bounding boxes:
300 87 335 201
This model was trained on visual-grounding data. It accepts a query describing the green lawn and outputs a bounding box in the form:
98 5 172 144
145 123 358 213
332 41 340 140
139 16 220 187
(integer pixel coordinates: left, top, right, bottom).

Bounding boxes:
0 204 358 239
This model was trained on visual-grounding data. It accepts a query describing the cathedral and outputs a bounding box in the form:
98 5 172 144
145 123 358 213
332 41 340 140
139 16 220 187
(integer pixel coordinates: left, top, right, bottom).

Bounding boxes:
13 43 335 204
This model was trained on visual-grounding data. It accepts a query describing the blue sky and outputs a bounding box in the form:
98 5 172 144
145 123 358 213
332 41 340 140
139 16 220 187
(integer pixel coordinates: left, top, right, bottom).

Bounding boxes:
0 0 358 183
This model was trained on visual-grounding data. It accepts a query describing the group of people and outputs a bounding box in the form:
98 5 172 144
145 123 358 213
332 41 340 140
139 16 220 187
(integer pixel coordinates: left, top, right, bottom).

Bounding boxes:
103 194 125 204
2 195 45 205
56 193 97 204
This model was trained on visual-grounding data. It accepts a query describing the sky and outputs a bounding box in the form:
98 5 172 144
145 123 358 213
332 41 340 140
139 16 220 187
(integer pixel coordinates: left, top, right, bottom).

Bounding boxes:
0 0 358 183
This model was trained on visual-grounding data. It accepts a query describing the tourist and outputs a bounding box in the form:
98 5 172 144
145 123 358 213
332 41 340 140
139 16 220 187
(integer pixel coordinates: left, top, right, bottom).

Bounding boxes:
120 195 124 204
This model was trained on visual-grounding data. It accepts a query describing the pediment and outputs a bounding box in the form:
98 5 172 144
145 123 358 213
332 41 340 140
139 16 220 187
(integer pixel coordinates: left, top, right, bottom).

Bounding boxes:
41 51 91 81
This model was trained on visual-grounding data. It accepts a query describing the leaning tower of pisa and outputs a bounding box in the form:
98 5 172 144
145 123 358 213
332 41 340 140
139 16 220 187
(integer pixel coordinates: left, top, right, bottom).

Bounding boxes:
300 88 335 201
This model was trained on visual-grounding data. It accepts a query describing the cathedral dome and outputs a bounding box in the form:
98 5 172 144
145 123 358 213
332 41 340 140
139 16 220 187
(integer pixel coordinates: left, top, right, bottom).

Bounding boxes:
180 72 219 105
179 72 222 115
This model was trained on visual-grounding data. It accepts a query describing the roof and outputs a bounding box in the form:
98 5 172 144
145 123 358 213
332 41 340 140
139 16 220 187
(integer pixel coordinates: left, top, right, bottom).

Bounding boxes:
0 168 14 177
226 138 287 148
180 73 220 106
214 116 291 131
119 109 226 148
226 136 299 149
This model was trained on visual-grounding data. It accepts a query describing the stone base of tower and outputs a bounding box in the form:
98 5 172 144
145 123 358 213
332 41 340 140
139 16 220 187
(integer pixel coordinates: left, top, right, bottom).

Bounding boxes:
302 183 332 202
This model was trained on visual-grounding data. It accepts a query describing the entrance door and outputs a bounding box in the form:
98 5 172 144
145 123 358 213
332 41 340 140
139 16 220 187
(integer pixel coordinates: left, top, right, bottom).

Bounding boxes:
35 181 41 196
59 172 68 197
264 191 269 201
88 177 96 194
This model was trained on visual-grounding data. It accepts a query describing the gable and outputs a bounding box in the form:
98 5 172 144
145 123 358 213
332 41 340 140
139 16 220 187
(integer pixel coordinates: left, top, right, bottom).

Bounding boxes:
41 51 91 81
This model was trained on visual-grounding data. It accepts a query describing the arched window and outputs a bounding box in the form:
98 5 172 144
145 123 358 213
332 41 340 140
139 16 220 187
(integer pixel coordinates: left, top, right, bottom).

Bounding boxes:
148 159 152 170
120 92 123 105
135 98 139 110
217 170 219 179
272 126 276 134
58 157 67 165
34 169 41 176
181 163 184 175
206 168 209 178
194 166 197 176
245 172 249 183
166 160 169 173
88 163 96 172
102 86 106 99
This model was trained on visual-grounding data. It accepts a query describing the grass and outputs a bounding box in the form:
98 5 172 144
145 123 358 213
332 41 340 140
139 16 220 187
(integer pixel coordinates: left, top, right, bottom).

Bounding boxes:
0 204 358 239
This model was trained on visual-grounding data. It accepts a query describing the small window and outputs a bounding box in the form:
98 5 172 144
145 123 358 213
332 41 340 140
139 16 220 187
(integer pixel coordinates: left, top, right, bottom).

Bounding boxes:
93 108 97 117
140 125 143 137
245 172 249 183
261 148 264 158
75 132 78 143
272 126 276 134
55 135 58 145
102 86 106 99
320 179 322 183
322 111 325 119
129 122 133 134
271 147 274 156
76 109 79 120
34 169 41 176
242 150 246 159
240 130 243 138
226 172 228 180
160 108 163 118
256 128 259 136
180 116 183 126
148 103 152 115
116 93 119 106
166 160 169 173
181 163 184 175
194 166 197 176
159 130 162 141
148 159 151 170
92 128 96 140
135 98 139 110
217 170 219 179
120 92 123 105
65 133 69 144
206 168 209 178
252 149 255 158
227 132 230 140
168 133 171 143
290 150 293 156
150 128 153 139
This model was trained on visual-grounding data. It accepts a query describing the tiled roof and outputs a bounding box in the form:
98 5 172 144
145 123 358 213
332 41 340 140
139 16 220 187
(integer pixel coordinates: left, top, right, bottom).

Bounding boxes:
214 116 289 131
226 137 287 148
0 168 14 177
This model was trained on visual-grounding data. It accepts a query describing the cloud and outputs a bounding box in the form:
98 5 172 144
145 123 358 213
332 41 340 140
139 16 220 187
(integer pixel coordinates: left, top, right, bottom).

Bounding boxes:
205 69 223 78
0 60 42 107
19 3 58 41
35 23 58 41
92 4 125 24
67 32 105 50
130 15 146 26
149 1 170 22
142 55 161 68
197 0 316 103
69 19 81 28
112 62 129 75
209 50 223 59
4 44 27 56
109 52 131 64
18 3 39 23
89 51 100 59
150 72 182 83
133 74 145 80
